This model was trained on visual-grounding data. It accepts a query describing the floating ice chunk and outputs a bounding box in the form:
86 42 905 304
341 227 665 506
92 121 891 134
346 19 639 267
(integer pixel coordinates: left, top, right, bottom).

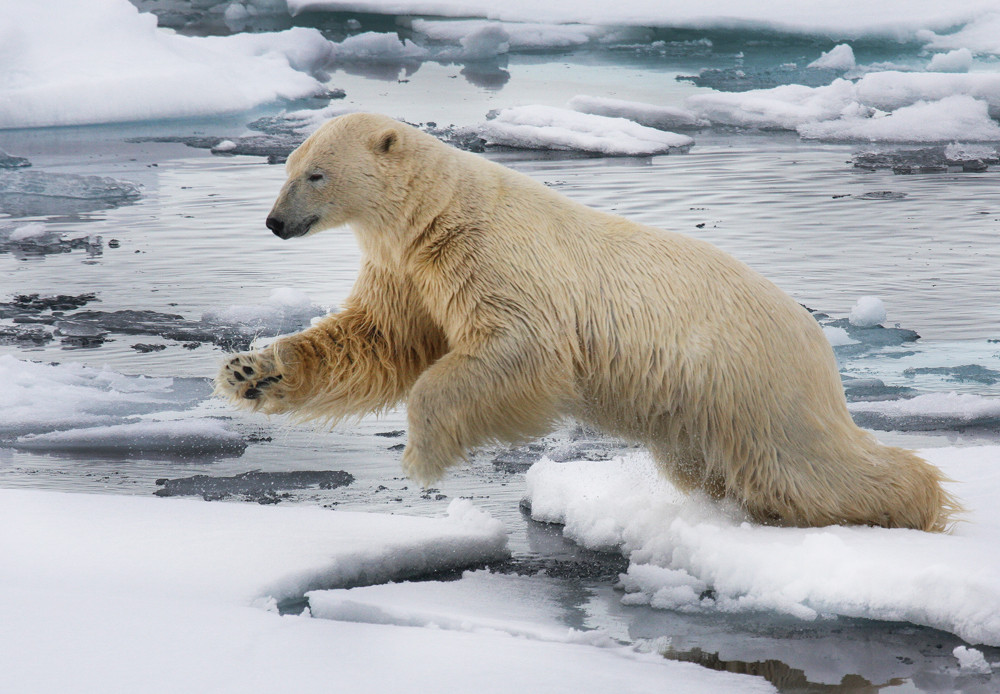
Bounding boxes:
0 0 332 129
953 646 993 674
944 142 999 162
8 223 47 241
309 570 592 640
847 392 1000 430
0 149 30 169
0 170 140 201
202 287 326 338
286 0 1000 42
919 12 1000 56
14 419 246 457
568 95 708 130
855 71 1000 118
476 106 693 156
686 79 860 130
928 48 974 72
438 24 511 60
0 355 209 439
524 448 1000 646
823 326 859 346
807 44 856 71
410 19 643 50
214 139 238 152
798 95 1000 143
849 296 886 327
328 31 429 62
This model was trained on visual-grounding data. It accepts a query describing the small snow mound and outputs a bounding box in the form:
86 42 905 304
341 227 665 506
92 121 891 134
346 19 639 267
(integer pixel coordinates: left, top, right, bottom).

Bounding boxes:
928 48 974 73
476 105 693 156
953 646 992 674
849 296 886 327
445 497 507 538
808 44 856 71
213 139 238 152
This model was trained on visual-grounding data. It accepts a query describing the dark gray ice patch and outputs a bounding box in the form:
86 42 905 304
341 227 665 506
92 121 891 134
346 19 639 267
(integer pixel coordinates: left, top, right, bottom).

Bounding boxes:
841 376 917 402
0 223 103 257
154 470 355 503
903 364 1000 386
850 410 1000 433
852 191 908 201
677 64 841 93
854 145 999 174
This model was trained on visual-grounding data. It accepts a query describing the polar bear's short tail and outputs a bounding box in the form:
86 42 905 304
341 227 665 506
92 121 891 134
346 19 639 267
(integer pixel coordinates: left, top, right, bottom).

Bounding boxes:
876 445 963 532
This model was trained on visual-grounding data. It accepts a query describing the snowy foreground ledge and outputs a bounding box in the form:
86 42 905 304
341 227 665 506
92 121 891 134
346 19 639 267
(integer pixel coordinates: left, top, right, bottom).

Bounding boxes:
0 490 775 693
526 447 1000 647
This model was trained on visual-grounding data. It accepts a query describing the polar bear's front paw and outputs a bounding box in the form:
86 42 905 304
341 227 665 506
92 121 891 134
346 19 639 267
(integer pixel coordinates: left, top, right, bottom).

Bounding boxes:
215 350 287 409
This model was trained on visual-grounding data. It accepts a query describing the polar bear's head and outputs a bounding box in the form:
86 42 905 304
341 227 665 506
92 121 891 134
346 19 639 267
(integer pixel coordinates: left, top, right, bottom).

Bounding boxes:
265 113 410 240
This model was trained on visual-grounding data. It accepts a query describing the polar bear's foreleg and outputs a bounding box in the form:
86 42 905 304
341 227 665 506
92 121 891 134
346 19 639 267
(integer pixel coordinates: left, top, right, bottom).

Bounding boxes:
401 346 567 485
215 308 443 421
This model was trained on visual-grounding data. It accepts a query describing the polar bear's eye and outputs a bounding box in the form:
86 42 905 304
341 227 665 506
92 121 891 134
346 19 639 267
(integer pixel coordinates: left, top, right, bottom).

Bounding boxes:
307 172 325 182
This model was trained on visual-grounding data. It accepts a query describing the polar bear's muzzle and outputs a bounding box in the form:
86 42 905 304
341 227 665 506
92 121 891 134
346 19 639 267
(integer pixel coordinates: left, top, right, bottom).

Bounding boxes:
266 214 319 240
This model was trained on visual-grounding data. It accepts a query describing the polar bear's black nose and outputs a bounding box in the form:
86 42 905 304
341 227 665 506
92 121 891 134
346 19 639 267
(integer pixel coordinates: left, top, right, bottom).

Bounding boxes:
266 216 286 237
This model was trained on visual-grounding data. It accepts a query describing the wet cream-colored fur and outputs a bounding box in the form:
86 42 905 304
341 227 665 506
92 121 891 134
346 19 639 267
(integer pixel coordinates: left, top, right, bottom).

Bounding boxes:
216 113 958 531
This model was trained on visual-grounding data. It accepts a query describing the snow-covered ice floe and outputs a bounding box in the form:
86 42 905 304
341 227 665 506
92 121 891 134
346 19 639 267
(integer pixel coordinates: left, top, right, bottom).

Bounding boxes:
305 570 775 692
475 105 694 156
287 0 999 43
0 0 333 129
0 491 569 693
687 72 1000 143
0 490 774 692
568 95 709 130
525 448 1000 646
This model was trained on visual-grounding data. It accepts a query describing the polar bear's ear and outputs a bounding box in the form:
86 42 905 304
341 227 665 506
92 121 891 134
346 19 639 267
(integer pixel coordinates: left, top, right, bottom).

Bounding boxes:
373 129 399 154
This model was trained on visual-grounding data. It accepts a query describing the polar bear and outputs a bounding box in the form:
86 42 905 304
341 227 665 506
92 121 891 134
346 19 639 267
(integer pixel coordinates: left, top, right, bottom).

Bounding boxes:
216 113 958 531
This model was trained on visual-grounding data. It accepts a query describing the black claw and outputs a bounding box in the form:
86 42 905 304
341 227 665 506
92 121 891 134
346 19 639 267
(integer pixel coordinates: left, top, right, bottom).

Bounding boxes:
233 371 246 382
244 388 260 400
242 365 255 375
259 376 281 386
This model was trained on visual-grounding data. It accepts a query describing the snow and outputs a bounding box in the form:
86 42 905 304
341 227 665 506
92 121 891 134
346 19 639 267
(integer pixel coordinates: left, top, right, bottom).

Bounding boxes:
0 489 776 693
849 296 887 327
287 0 999 42
568 95 709 130
476 105 694 156
525 447 1000 646
807 43 855 71
855 71 1000 117
927 48 974 73
0 0 332 129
